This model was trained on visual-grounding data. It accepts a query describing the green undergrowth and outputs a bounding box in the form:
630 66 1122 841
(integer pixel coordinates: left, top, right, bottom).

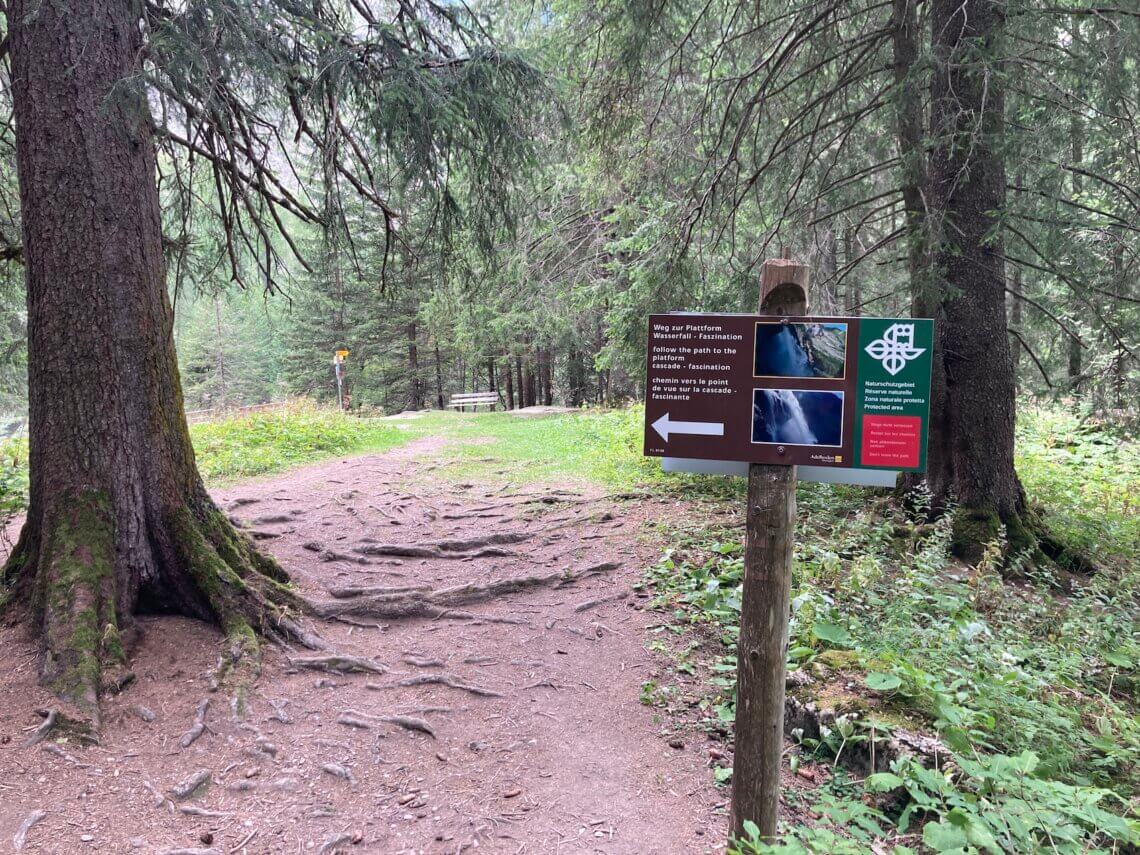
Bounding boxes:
1016 405 1139 573
644 484 1137 851
407 402 1136 851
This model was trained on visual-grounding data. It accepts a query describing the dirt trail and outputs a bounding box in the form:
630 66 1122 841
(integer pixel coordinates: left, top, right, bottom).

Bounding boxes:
0 437 724 853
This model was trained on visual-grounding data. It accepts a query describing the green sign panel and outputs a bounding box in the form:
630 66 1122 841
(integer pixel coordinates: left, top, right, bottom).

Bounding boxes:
644 314 935 475
852 318 935 471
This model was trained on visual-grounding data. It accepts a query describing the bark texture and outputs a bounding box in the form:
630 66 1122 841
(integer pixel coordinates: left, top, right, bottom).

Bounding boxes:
929 0 1031 559
894 0 952 505
3 0 315 726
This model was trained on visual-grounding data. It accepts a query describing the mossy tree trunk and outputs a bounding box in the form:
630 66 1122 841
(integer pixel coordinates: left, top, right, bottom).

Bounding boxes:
2 0 315 728
929 0 1034 561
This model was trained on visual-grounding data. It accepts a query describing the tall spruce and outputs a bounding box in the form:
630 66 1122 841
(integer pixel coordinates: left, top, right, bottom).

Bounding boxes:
0 0 544 727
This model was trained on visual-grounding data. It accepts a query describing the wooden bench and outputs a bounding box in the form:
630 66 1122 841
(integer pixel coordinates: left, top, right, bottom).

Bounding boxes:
447 391 499 411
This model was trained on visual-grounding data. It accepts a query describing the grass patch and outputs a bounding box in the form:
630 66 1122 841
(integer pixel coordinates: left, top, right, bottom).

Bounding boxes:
189 401 411 483
0 401 415 514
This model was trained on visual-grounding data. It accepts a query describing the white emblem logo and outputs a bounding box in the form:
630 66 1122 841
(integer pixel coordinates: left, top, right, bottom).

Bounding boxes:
865 323 925 376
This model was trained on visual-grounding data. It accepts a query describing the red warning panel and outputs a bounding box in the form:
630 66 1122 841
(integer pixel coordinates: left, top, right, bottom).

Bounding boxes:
860 415 921 468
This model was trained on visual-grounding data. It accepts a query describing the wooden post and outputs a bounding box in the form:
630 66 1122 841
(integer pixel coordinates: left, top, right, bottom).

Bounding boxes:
730 256 810 842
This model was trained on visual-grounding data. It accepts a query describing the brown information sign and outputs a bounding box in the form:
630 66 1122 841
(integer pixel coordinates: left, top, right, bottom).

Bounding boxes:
643 313 934 470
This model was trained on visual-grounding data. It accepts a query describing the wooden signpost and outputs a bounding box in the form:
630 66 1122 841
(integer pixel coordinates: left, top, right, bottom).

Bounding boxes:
732 257 808 841
333 349 349 411
642 255 934 842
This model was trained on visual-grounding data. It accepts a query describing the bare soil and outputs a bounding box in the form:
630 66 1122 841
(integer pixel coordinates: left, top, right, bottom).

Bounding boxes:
0 437 726 853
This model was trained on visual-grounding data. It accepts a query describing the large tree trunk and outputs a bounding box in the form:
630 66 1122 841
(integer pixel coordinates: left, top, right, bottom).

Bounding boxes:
407 320 423 410
895 0 951 505
930 0 1031 559
434 342 445 409
2 0 315 730
843 225 862 316
1067 86 1084 395
504 357 515 410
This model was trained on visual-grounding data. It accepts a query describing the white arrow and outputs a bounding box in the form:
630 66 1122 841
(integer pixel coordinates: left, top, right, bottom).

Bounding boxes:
651 412 725 442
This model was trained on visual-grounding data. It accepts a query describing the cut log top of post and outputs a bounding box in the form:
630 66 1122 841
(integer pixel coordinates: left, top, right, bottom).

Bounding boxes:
759 258 810 315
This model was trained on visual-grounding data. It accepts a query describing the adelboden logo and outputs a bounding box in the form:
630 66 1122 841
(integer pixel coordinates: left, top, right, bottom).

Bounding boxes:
863 323 926 376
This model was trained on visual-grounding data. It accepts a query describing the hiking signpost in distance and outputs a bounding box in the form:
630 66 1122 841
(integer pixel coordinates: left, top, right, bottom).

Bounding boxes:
643 257 934 843
333 349 349 411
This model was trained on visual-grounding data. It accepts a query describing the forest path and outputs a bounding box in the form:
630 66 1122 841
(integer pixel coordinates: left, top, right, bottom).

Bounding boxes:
0 434 723 854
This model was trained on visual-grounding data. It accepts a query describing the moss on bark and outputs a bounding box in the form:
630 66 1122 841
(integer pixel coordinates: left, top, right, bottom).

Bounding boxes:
950 507 1003 563
163 500 319 708
5 489 320 734
25 491 127 724
951 500 1096 585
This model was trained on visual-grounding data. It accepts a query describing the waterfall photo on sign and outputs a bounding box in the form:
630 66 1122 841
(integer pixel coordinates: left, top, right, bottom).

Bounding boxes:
754 322 847 378
751 389 844 446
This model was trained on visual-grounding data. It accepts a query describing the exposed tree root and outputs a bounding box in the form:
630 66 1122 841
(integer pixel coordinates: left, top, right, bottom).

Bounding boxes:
315 561 620 620
268 698 292 723
179 805 227 818
179 699 211 748
354 543 516 560
349 530 535 561
41 743 91 767
367 674 503 698
328 584 431 599
22 708 58 747
339 708 436 738
337 712 374 729
169 769 212 801
13 810 46 851
321 762 356 783
22 707 96 747
574 590 630 613
289 654 387 675
132 704 156 723
303 541 372 565
951 502 1098 586
402 653 445 668
4 489 324 731
318 832 356 855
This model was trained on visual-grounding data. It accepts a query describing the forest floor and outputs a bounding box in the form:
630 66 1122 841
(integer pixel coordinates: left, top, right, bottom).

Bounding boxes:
0 431 749 854
1 405 1135 854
